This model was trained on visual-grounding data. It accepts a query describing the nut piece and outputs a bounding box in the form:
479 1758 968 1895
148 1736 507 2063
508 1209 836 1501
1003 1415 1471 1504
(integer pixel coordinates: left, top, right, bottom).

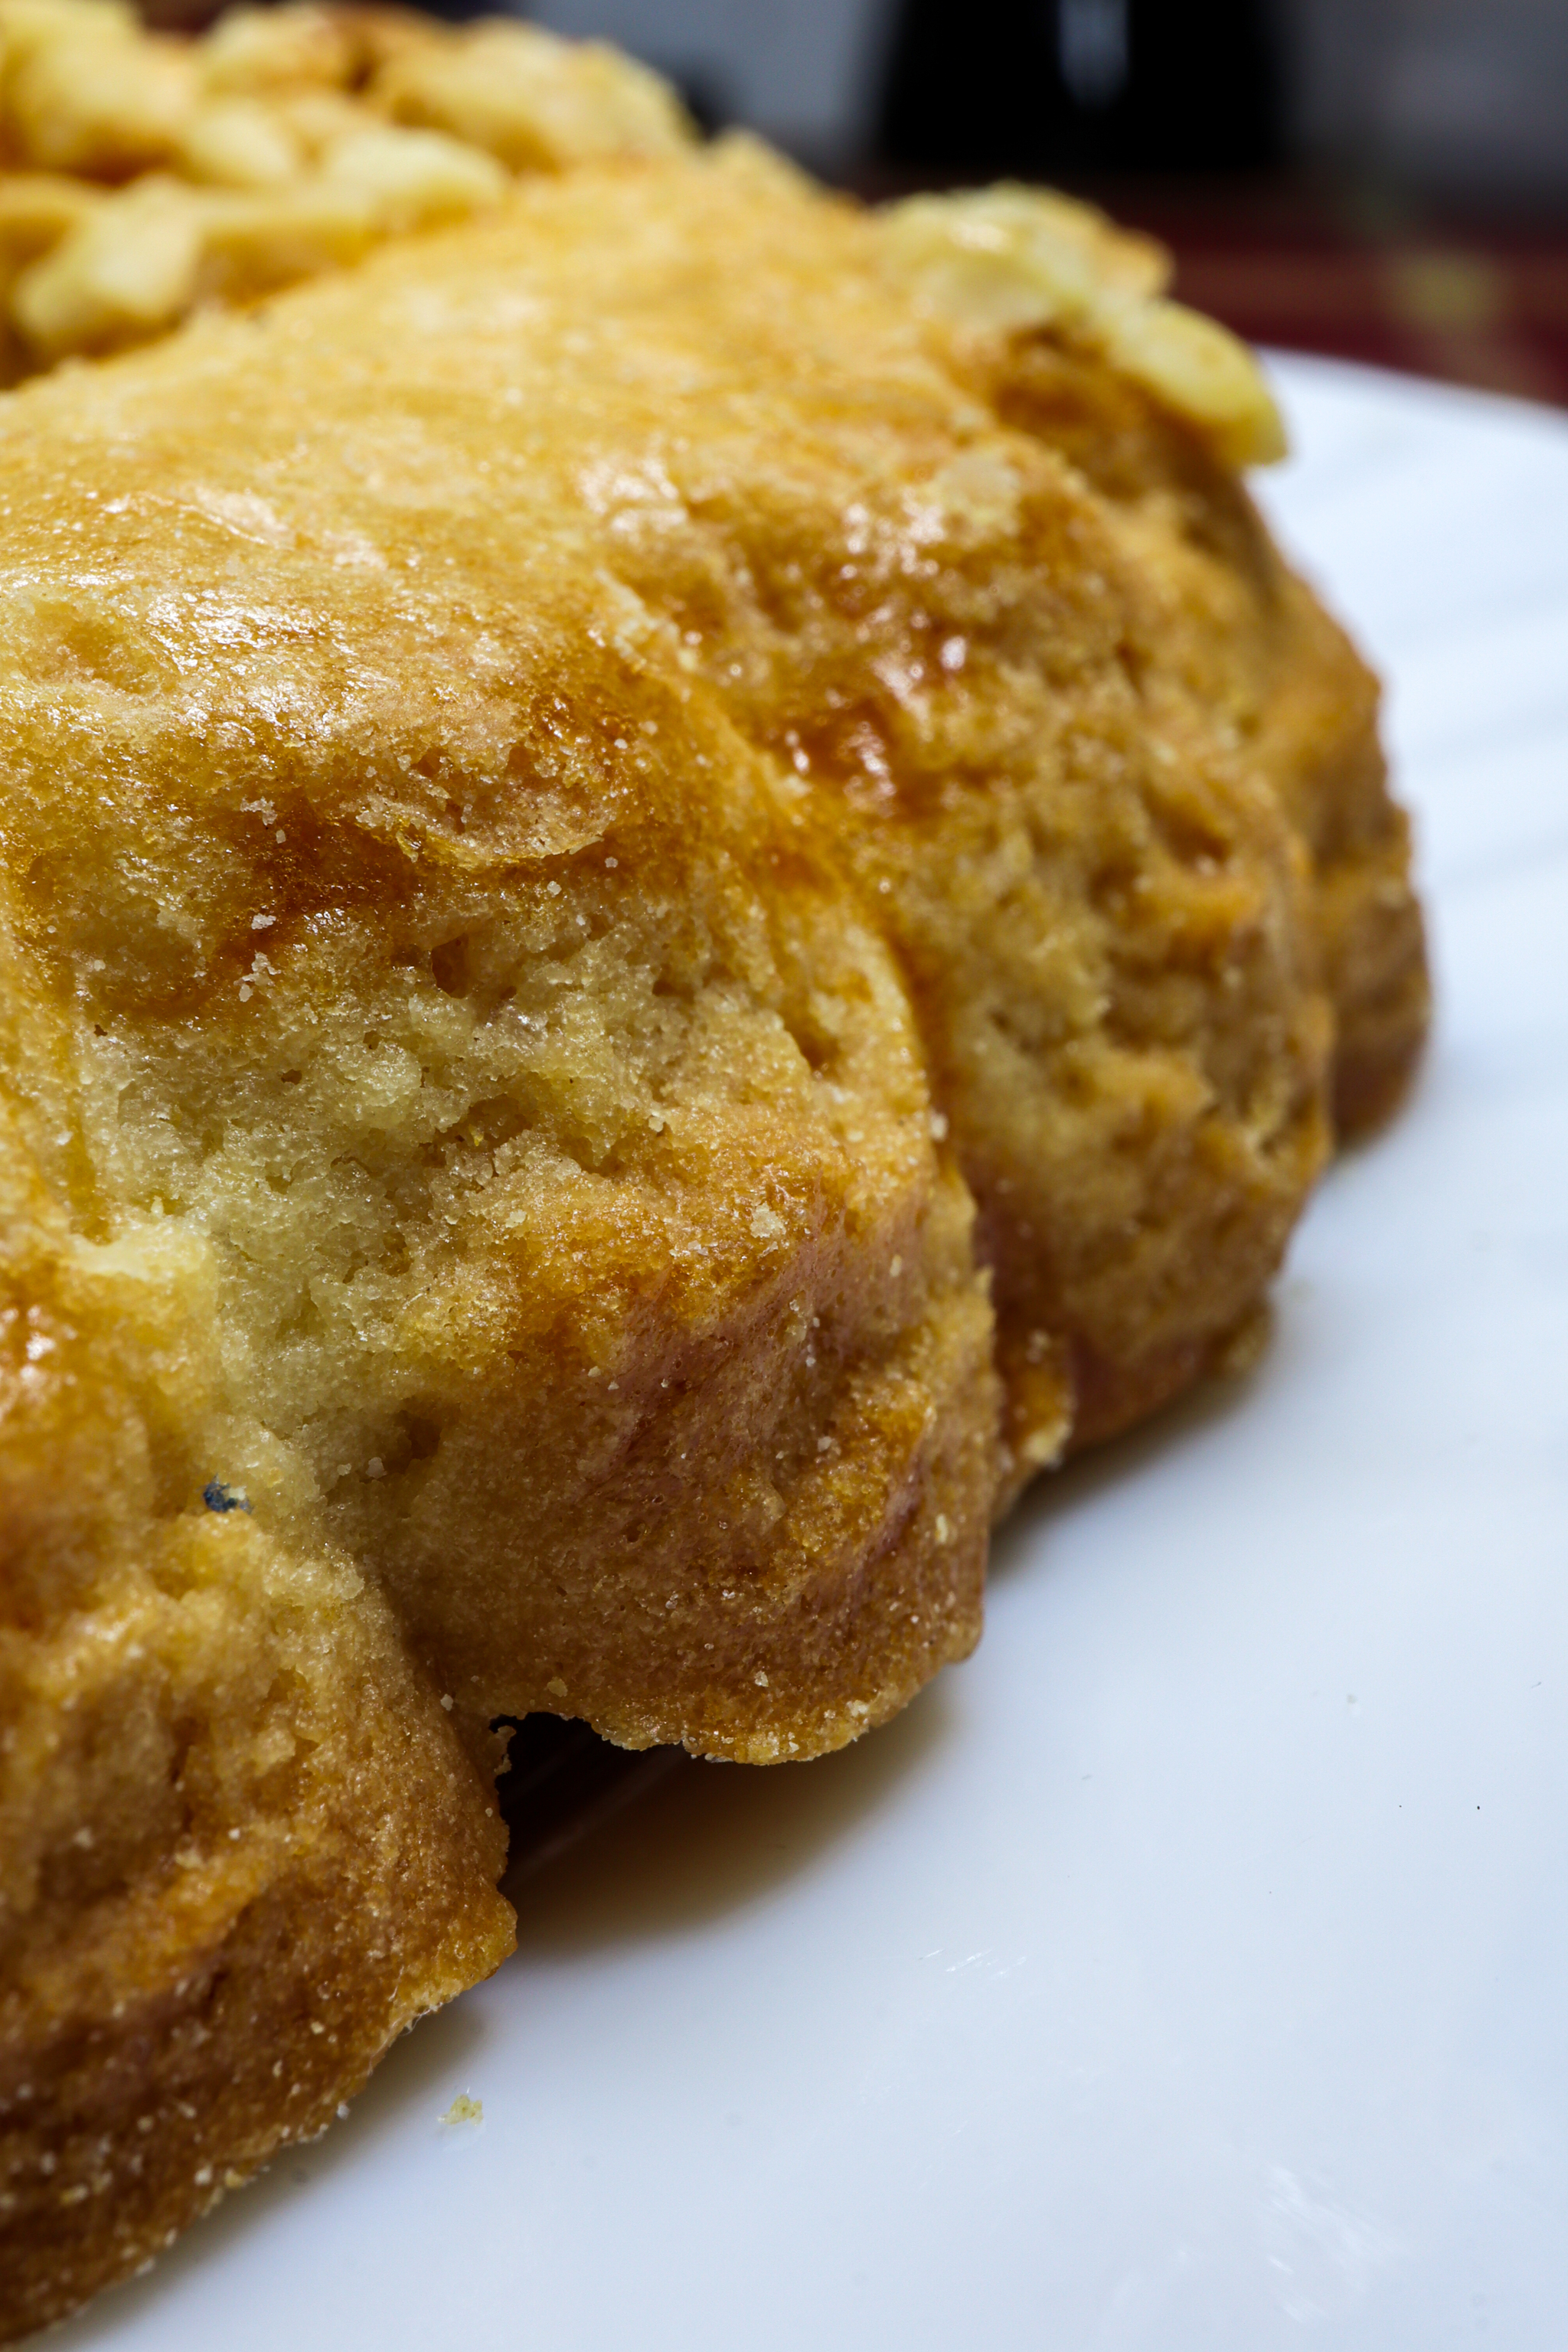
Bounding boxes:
268 84 365 158
199 3 354 95
878 183 1169 335
8 18 198 176
372 19 692 173
0 167 102 380
1096 295 1287 468
322 124 506 236
12 175 203 355
877 183 1284 469
0 169 103 270
176 97 302 189
194 181 375 302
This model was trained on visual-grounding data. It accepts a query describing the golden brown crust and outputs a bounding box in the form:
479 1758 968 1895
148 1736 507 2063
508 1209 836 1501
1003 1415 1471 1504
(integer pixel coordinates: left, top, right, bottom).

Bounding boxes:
973 332 1430 1150
0 138 1426 2338
0 1730 511 2341
0 1110 513 2338
567 149 1335 1485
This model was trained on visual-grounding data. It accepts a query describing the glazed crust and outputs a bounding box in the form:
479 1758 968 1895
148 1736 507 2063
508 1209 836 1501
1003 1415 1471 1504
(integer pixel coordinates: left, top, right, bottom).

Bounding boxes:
0 139 1424 2337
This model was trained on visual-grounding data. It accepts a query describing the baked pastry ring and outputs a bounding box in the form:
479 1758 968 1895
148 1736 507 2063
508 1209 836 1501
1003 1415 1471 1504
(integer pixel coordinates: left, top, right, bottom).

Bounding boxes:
0 136 1424 2337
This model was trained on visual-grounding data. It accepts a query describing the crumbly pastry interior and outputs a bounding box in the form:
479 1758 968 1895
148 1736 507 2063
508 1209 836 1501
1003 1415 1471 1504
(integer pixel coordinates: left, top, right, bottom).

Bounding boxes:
0 18 1428 2340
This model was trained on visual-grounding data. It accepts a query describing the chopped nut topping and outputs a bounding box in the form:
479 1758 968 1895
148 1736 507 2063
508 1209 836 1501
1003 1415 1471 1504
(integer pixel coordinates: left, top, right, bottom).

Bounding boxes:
0 0 694 377
876 184 1285 469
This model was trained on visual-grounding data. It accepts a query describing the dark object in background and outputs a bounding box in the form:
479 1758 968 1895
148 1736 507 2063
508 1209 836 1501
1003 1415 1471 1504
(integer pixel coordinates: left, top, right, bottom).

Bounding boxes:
498 1713 677 1886
878 0 1282 178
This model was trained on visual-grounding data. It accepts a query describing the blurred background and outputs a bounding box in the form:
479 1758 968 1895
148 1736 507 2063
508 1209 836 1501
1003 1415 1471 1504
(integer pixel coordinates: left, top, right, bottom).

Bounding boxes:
509 0 1568 407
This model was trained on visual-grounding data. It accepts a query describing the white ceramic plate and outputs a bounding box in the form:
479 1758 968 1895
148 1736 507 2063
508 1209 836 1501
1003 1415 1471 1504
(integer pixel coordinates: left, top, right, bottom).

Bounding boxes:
58 355 1568 2352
